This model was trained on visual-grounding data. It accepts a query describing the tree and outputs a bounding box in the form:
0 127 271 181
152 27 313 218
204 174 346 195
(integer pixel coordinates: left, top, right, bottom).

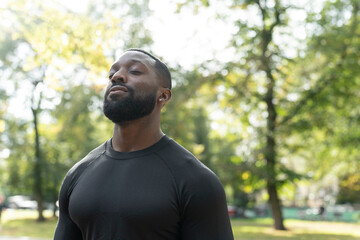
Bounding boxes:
176 0 359 230
181 0 293 229
0 0 153 220
1 0 113 220
337 173 360 204
296 0 360 205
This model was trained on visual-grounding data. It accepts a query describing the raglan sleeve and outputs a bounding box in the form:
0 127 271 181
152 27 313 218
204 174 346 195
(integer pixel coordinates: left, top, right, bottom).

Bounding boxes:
179 167 234 240
53 172 82 240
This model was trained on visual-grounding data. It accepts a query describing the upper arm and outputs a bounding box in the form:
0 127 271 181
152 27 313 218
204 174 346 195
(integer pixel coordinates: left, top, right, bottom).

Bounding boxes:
54 174 82 240
179 171 234 240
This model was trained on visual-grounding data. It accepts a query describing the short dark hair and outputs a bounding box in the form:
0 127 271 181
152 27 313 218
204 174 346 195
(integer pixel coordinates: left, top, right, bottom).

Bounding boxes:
125 48 172 89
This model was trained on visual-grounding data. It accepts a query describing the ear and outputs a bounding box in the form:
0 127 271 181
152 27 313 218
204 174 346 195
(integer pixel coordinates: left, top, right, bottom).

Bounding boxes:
157 88 171 106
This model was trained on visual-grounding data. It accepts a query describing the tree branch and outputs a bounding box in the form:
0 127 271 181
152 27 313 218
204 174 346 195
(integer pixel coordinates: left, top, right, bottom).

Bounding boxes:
279 4 358 127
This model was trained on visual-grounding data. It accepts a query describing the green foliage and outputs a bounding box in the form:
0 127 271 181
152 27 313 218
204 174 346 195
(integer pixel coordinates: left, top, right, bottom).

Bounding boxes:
2 118 33 195
287 0 360 186
0 0 153 218
0 0 359 230
337 173 360 204
174 0 360 230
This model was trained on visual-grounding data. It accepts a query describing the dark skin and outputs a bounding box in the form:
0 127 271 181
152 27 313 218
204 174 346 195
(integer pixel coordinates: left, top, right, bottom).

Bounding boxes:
105 51 171 152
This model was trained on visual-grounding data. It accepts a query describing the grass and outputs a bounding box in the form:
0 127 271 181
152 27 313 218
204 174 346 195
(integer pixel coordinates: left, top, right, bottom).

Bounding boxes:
231 218 360 240
1 210 360 239
0 209 57 238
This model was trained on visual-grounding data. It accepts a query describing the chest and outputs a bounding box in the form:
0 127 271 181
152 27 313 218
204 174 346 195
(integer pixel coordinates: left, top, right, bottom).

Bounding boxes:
68 157 180 236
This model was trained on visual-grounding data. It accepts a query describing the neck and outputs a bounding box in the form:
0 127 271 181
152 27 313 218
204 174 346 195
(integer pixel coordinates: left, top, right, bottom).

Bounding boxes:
111 114 164 152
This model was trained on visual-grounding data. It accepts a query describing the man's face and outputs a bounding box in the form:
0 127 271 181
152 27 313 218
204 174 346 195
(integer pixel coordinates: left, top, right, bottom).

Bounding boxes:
103 51 159 123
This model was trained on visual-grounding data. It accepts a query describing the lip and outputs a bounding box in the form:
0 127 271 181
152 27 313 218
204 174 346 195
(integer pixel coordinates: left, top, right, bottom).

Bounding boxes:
107 85 128 98
110 85 128 92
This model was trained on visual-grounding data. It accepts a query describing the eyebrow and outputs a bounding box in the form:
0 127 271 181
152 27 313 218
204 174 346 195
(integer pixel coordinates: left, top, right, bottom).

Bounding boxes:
109 59 148 71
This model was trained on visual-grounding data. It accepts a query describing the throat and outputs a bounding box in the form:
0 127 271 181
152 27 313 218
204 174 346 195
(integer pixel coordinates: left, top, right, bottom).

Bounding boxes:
111 123 163 153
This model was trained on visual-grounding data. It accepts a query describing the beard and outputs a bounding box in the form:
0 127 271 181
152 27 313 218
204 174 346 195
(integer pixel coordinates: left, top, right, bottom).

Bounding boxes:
103 84 157 123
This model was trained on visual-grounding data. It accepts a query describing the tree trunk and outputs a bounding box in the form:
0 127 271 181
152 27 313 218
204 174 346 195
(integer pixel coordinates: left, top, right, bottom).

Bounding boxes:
258 0 286 229
264 68 286 230
264 102 286 230
267 177 286 230
32 106 45 222
52 192 58 218
264 114 286 229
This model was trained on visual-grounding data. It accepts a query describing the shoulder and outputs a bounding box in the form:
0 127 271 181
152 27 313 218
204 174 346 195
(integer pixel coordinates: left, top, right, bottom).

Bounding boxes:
158 138 217 177
67 142 106 176
62 141 107 195
157 137 224 195
158 138 230 232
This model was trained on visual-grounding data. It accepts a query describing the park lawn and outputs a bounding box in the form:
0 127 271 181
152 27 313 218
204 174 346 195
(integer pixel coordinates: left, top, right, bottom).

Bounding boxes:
231 218 360 240
1 210 360 239
1 209 57 238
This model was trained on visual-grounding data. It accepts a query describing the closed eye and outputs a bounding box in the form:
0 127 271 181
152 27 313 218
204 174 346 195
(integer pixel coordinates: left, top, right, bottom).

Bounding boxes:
129 70 142 75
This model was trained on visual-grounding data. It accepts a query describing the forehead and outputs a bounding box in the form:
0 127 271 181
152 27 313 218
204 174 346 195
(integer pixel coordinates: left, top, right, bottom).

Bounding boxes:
110 51 156 69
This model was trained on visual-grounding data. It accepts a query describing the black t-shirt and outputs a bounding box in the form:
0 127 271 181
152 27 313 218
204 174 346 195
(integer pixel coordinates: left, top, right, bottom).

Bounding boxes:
54 136 234 240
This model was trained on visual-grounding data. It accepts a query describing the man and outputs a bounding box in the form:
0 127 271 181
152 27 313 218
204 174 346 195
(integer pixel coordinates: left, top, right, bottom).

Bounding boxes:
54 49 234 240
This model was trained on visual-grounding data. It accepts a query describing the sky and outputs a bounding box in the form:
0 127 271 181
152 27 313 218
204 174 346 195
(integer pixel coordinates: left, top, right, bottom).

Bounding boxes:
0 0 321 159
53 0 236 69
50 0 314 68
1 0 236 158
147 1 236 68
2 0 312 123
1 0 234 120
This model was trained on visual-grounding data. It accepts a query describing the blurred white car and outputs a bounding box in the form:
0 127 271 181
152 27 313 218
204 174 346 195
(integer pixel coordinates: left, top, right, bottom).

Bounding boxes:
7 195 37 210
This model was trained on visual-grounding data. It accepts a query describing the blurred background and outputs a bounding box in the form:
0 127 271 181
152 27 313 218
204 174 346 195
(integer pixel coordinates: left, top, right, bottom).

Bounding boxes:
0 0 359 238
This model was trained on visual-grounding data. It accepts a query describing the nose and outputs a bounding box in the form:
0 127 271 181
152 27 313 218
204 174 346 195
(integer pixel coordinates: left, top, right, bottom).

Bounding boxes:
110 69 127 84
